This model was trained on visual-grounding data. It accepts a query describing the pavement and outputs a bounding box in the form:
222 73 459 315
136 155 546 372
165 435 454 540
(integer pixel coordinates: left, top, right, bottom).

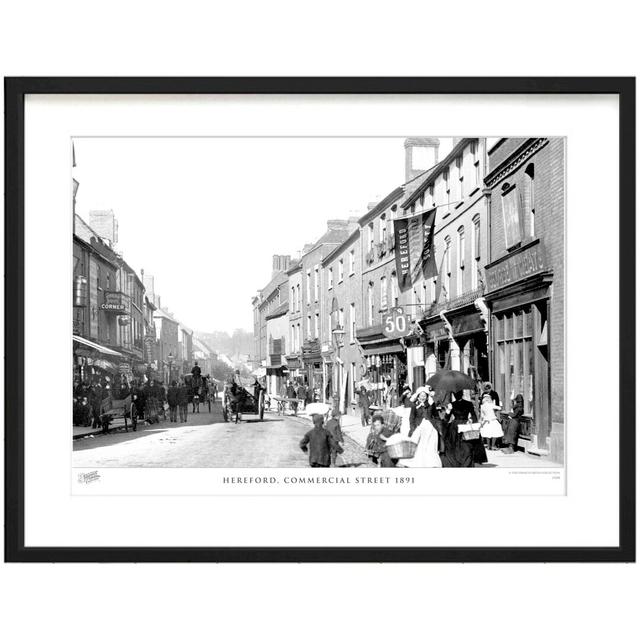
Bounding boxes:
72 402 560 469
72 402 373 468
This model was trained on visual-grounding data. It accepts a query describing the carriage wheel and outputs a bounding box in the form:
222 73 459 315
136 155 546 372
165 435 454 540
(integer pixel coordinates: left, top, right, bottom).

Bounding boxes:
258 390 265 421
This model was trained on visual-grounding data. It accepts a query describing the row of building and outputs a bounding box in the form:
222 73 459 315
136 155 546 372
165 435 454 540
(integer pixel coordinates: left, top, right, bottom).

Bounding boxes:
72 200 217 383
253 137 564 462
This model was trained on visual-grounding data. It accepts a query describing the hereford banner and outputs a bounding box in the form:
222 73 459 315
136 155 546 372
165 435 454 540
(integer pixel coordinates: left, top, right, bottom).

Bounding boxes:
394 208 437 292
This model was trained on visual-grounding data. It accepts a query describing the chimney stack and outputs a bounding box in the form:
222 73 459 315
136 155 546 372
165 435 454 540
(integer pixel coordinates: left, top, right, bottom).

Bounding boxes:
272 254 291 277
326 219 349 231
404 137 440 183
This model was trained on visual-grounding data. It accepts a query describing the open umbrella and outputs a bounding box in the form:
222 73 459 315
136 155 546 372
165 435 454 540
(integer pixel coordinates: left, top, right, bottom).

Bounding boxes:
426 370 476 393
305 402 332 417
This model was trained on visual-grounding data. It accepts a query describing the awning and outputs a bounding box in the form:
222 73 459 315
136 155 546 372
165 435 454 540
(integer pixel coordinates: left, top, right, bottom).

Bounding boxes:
449 313 484 337
251 367 267 378
267 365 288 375
361 342 404 355
73 335 124 358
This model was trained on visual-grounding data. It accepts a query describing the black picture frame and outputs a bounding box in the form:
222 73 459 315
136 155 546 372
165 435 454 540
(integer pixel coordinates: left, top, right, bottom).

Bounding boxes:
4 77 635 563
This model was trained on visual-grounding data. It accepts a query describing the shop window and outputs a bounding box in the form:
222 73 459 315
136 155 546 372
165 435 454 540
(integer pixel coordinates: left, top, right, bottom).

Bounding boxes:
494 307 535 416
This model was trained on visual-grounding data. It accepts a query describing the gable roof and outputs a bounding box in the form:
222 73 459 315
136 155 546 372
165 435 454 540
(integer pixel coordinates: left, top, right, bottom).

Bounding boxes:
357 186 405 226
266 301 289 321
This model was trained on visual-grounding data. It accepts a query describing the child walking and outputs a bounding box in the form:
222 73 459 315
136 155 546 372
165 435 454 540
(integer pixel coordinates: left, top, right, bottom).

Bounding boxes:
480 394 503 451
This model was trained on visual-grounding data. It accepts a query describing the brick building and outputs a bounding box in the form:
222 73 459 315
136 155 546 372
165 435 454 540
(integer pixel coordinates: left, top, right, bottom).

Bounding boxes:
405 138 491 385
252 255 291 368
321 226 362 409
296 220 356 393
483 137 565 462
265 302 289 396
285 260 303 378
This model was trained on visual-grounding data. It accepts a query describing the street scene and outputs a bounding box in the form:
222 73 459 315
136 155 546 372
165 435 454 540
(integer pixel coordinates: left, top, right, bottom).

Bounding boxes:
73 136 564 470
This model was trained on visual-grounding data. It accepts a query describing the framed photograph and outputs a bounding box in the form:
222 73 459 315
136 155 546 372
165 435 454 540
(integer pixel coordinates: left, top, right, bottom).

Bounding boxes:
4 77 635 562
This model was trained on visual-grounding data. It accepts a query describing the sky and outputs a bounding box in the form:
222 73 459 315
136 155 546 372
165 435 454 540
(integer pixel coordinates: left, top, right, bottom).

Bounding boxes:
73 137 453 334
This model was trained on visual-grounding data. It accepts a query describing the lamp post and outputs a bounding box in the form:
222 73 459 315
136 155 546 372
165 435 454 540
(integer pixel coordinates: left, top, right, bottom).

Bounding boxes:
332 327 345 413
167 351 175 384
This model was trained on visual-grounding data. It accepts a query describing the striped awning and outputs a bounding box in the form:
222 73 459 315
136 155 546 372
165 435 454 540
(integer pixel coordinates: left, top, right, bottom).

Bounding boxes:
73 335 123 358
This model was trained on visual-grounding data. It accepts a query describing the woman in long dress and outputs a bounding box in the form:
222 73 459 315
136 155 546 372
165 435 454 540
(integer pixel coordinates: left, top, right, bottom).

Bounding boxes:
397 390 442 469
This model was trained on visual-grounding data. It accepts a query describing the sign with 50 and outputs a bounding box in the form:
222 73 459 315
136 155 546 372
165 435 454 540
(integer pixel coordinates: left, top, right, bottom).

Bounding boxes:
382 307 410 339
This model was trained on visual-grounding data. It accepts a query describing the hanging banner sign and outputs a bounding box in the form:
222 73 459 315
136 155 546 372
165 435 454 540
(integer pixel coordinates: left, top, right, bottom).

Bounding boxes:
394 208 437 292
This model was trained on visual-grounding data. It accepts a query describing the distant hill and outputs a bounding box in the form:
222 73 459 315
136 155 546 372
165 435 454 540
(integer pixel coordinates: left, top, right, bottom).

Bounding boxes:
195 328 254 360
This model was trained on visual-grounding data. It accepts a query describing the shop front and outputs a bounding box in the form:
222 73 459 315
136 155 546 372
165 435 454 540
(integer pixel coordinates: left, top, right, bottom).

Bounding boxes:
420 290 489 389
301 339 323 395
285 355 302 383
484 239 553 453
357 325 407 408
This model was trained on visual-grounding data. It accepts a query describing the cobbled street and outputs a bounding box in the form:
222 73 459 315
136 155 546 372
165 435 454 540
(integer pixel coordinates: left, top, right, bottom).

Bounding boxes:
72 403 373 468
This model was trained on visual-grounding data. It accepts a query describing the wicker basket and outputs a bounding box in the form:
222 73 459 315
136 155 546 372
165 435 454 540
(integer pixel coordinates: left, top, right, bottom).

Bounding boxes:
385 439 417 459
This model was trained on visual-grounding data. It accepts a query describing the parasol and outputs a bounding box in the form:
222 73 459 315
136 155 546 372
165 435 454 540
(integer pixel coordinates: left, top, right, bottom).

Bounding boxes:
426 370 476 393
305 402 332 417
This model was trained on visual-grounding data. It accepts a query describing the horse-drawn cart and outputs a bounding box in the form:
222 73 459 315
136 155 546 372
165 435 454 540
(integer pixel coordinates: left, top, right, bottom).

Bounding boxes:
222 378 265 423
184 373 212 413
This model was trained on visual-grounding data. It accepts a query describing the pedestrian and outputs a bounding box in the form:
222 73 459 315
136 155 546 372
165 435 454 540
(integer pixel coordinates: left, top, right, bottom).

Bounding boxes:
324 408 345 467
358 385 371 427
297 381 307 409
502 394 524 455
286 381 298 416
167 380 179 422
299 414 343 468
441 390 483 467
365 413 400 467
177 381 189 422
90 380 104 429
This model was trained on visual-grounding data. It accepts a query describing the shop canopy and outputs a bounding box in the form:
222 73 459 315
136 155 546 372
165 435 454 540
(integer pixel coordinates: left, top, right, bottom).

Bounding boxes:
73 335 124 358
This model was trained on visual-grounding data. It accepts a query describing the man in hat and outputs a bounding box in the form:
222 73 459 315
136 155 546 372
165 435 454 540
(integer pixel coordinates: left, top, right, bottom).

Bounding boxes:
324 408 345 467
358 385 372 426
299 414 343 468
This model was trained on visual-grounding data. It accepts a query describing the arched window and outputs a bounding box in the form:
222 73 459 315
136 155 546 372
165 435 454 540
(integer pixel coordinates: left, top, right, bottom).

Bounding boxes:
525 163 535 237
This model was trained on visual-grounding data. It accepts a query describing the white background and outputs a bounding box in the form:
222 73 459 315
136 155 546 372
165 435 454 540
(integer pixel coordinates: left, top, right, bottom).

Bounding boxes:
27 94 598 548
1 2 638 640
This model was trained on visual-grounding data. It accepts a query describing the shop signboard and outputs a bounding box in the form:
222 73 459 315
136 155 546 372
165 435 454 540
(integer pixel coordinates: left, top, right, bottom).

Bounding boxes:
101 291 128 313
382 306 410 339
485 241 547 293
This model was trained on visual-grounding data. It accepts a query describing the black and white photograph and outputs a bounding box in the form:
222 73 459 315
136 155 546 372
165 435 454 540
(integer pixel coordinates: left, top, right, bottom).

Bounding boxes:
71 135 565 474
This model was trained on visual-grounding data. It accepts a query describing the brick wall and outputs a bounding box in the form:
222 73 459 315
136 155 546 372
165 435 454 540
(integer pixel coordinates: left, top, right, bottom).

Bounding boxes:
487 137 565 454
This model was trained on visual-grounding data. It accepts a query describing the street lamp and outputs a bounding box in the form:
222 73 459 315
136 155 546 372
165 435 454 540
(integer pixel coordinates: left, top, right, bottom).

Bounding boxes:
167 351 175 383
332 327 345 412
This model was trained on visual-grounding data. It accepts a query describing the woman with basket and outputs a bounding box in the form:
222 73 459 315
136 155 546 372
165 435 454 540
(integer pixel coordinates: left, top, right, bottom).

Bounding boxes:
441 390 486 467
